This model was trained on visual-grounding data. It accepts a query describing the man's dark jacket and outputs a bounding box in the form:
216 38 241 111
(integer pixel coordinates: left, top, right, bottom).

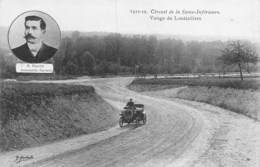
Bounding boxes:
12 43 57 63
127 101 134 107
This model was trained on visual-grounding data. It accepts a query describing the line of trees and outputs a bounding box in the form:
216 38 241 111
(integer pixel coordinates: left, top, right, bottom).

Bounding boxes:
53 32 258 77
0 32 259 78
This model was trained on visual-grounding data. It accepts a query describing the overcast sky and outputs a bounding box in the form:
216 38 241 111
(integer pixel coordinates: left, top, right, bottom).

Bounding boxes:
0 0 259 42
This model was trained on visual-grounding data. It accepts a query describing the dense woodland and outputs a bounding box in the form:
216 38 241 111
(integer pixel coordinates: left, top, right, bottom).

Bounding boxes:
0 31 259 78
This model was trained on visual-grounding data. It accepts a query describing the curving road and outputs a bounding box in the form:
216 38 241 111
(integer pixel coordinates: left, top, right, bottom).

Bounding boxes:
21 77 215 167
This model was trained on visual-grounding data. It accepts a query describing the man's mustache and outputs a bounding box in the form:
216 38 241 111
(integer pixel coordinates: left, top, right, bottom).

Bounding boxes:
24 34 36 40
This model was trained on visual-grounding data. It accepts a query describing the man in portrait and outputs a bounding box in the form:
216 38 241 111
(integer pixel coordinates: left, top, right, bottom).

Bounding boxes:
12 15 57 63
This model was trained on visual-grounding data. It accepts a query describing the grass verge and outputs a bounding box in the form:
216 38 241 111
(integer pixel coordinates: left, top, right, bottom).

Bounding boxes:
176 86 259 120
129 78 260 120
131 77 260 90
0 82 118 152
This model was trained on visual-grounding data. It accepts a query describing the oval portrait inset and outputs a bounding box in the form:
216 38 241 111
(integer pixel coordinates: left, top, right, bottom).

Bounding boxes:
8 11 61 63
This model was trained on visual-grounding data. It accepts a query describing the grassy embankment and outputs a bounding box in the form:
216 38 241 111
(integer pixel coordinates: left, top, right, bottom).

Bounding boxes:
129 77 260 120
0 82 118 152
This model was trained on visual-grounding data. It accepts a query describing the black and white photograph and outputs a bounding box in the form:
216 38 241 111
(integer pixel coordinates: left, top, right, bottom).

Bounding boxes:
8 11 60 63
0 0 259 167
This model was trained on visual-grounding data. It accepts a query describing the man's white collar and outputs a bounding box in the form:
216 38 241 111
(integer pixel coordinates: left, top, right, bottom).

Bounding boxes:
28 42 42 57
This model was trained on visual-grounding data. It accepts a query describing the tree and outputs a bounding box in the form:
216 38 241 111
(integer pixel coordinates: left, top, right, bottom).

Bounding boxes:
104 34 121 64
243 43 258 73
65 61 79 75
80 51 96 75
0 52 7 77
218 41 258 80
54 37 73 74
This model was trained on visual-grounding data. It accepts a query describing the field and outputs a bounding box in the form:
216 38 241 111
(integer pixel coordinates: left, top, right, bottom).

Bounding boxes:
11 74 76 81
0 82 118 151
0 82 94 96
130 77 260 90
129 77 260 120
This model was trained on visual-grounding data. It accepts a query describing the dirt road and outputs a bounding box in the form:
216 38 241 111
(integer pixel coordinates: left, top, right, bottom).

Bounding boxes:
4 77 259 167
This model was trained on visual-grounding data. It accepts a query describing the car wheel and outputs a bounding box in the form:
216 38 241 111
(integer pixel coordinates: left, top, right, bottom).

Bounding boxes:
143 114 147 124
119 117 124 127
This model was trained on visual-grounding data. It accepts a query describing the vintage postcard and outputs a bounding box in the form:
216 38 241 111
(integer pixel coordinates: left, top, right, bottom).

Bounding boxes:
0 0 259 167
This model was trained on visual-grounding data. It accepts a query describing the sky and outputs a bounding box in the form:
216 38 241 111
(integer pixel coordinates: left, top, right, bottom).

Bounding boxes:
0 0 260 42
